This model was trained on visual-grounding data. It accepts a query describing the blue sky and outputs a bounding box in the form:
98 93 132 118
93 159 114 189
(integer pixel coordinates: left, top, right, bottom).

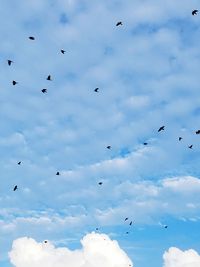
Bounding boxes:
1 0 200 266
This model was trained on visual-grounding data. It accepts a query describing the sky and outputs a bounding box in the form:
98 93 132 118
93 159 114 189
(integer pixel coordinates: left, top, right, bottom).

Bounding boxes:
0 0 200 266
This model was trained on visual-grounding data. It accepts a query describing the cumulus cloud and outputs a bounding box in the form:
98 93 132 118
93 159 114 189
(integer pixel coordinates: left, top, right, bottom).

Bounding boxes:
9 233 132 267
163 247 200 267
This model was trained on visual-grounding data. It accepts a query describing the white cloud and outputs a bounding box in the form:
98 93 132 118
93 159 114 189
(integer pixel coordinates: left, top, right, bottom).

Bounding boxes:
163 247 200 267
9 233 132 267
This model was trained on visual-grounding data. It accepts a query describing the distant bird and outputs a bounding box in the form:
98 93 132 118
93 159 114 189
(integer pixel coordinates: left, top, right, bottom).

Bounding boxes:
192 9 198 15
196 130 200 134
29 36 35 40
7 60 13 66
61 49 66 54
129 221 132 226
96 228 99 231
46 75 52 81
125 217 128 221
158 126 165 132
12 80 18 85
98 182 103 185
143 142 148 145
56 172 60 176
107 146 111 149
13 185 18 191
44 240 48 243
116 21 122 26
126 231 129 234
179 137 182 141
164 225 168 229
17 161 21 165
41 89 47 93
94 88 99 92
188 145 193 149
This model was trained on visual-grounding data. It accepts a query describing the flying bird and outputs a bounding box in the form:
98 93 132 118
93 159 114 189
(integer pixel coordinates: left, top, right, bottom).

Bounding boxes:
56 172 60 175
94 88 99 92
44 240 48 243
106 146 111 149
125 217 128 221
17 161 21 165
179 137 182 141
188 145 193 149
12 80 18 85
126 231 129 234
116 21 122 26
192 9 198 15
164 225 168 229
13 185 18 191
98 182 103 185
196 130 200 134
129 221 132 226
158 126 165 132
7 60 13 66
46 75 52 81
143 142 148 145
61 49 66 54
29 36 35 40
41 89 47 93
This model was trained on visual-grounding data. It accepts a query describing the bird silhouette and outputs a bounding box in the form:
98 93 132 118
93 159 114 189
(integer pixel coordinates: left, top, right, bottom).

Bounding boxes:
17 161 21 165
94 88 99 92
126 231 129 234
44 240 48 243
107 146 111 149
12 80 18 85
196 130 200 134
46 75 52 81
56 172 60 175
164 225 168 229
13 185 18 191
98 182 103 185
125 217 128 221
188 145 193 149
143 142 148 145
116 21 122 26
61 49 66 54
158 126 165 132
192 9 198 15
7 60 13 66
179 137 182 141
29 36 35 40
41 89 47 93
129 221 132 226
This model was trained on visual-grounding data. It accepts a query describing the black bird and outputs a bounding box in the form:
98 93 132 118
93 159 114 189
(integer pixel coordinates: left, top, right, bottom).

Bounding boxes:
107 146 111 149
164 225 168 229
94 88 99 92
29 36 35 40
96 228 99 231
158 126 165 132
116 21 122 26
17 161 21 165
188 145 193 149
46 75 52 81
12 80 18 85
192 9 198 15
41 89 47 93
13 185 18 191
56 172 60 176
61 49 66 54
44 240 48 243
143 142 148 145
196 130 200 134
8 60 13 66
98 182 103 185
129 221 132 226
125 217 128 221
179 137 182 141
126 231 129 234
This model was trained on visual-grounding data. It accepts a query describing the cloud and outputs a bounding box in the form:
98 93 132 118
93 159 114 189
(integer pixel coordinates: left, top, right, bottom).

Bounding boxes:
9 233 132 267
163 247 200 267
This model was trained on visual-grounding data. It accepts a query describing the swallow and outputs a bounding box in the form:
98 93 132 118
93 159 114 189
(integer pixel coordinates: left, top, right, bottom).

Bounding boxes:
107 146 111 149
41 89 47 93
125 217 128 221
7 60 13 66
56 172 60 175
46 75 52 81
116 21 122 26
143 142 148 145
129 221 132 226
188 145 193 149
12 80 18 85
61 49 66 54
94 88 99 92
192 10 198 15
17 161 21 165
179 137 182 141
158 126 165 132
196 130 200 134
29 36 35 40
13 185 18 191
98 182 103 185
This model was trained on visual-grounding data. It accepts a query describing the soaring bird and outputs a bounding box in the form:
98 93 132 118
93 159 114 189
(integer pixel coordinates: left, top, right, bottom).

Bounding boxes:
44 240 48 243
116 21 122 26
129 221 132 226
179 137 182 141
125 217 128 221
158 126 165 132
12 80 18 85
7 60 13 66
13 185 18 191
164 225 168 229
17 161 21 165
196 130 200 134
29 36 35 40
94 88 99 92
46 75 52 81
98 182 103 185
192 9 198 15
56 172 60 176
61 49 66 54
41 89 47 93
107 146 111 149
143 142 148 145
188 145 193 149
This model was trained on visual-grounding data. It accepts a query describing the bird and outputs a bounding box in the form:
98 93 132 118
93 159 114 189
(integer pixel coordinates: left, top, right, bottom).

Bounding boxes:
188 145 193 149
129 221 132 226
126 231 129 234
13 185 18 191
17 161 21 165
192 9 198 15
44 240 48 243
107 146 111 149
196 130 200 134
125 217 128 221
179 137 182 141
56 172 60 175
29 36 35 40
61 49 66 54
41 89 47 93
94 88 99 92
7 60 13 66
116 21 122 26
158 126 165 132
12 80 18 85
164 225 168 229
143 142 148 145
98 182 103 185
46 75 52 81
96 228 99 231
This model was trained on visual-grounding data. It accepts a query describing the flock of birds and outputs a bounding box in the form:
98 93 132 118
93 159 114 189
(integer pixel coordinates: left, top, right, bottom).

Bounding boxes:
4 8 199 237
